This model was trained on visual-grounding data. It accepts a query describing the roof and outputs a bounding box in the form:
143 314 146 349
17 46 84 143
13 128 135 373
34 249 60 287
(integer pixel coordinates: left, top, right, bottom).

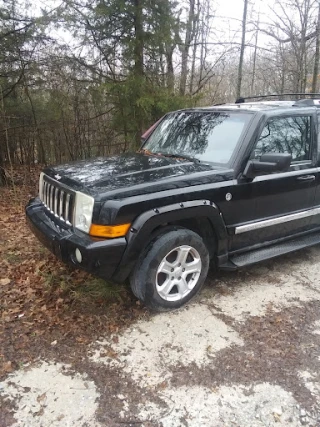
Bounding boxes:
212 101 296 111
192 98 320 113
182 102 295 113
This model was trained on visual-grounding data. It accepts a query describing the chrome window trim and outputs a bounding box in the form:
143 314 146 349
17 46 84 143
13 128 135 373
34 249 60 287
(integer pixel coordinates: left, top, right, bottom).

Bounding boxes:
253 168 318 182
290 161 312 166
235 207 320 234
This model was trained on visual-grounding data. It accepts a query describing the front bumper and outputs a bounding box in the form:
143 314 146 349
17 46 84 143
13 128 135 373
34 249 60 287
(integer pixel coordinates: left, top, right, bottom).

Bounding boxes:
26 198 127 281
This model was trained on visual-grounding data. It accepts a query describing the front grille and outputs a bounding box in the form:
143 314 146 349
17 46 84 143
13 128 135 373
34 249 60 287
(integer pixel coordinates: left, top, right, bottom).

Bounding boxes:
39 174 74 225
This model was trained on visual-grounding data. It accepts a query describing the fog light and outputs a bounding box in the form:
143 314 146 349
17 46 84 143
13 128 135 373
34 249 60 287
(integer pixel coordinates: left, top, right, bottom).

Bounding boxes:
75 248 82 263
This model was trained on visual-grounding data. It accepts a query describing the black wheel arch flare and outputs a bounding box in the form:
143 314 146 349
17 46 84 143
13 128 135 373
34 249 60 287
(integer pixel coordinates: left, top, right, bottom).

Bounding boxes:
111 200 228 282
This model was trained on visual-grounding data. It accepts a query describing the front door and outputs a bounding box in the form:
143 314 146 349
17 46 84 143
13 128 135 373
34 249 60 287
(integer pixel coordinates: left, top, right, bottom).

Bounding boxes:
228 113 318 252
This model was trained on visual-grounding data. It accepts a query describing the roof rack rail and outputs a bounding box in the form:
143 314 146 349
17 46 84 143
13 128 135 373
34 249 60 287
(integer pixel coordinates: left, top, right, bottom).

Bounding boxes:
235 93 320 103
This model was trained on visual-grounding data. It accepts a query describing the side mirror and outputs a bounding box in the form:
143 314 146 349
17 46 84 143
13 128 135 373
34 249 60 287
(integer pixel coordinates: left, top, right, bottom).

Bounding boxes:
243 153 292 179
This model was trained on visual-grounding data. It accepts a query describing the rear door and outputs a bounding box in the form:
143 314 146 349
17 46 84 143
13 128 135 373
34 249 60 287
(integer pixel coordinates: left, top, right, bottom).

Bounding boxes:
310 111 320 227
227 111 319 252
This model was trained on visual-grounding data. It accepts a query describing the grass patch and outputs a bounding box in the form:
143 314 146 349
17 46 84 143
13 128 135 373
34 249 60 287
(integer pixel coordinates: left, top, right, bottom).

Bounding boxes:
39 264 127 305
69 277 126 302
5 251 23 264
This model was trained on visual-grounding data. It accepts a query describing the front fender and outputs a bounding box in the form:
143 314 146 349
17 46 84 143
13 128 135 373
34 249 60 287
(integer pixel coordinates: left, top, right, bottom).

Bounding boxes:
112 200 228 282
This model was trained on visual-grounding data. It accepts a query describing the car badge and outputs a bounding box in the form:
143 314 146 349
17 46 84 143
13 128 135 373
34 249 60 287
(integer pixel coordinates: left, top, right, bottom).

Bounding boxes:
225 192 232 201
54 174 62 180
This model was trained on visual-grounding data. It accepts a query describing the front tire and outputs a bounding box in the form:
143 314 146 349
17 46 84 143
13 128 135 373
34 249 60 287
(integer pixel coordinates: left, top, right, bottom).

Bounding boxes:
130 228 210 311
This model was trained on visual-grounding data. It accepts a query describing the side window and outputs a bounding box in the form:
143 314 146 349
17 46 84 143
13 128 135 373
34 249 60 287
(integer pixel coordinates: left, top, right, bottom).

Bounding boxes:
254 116 312 162
317 114 320 157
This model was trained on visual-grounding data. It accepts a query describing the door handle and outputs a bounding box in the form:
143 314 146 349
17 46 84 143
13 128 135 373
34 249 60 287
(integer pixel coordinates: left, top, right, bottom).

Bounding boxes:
296 175 316 182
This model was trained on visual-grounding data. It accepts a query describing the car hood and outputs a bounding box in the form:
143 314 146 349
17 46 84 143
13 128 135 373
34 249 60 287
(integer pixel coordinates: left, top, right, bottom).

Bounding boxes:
44 152 233 200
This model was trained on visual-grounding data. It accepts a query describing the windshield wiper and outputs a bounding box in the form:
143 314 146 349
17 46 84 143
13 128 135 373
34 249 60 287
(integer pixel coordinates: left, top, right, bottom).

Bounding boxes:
158 152 200 163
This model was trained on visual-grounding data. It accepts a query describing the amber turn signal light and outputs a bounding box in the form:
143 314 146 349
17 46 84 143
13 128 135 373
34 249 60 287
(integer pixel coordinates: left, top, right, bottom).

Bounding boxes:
89 223 131 238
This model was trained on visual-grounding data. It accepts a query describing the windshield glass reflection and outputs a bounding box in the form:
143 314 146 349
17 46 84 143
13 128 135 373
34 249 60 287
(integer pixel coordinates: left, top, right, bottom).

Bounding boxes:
144 111 251 164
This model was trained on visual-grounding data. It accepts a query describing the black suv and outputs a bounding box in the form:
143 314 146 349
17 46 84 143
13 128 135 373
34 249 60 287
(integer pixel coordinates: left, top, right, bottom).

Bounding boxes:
26 96 320 310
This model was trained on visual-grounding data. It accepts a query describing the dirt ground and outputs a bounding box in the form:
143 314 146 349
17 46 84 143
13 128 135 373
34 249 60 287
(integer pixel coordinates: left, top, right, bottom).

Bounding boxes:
0 181 320 427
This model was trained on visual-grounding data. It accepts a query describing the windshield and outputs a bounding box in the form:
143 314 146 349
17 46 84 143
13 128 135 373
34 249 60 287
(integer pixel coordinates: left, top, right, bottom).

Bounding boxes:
143 111 252 164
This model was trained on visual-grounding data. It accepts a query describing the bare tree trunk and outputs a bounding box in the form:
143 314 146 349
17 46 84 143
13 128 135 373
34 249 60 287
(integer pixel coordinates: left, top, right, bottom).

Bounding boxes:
0 88 7 184
0 87 14 189
0 147 6 186
300 4 308 93
166 47 175 92
18 59 46 164
198 0 210 92
189 36 197 94
250 20 259 95
133 0 144 146
189 0 200 93
236 0 248 99
280 67 285 94
312 2 320 93
180 0 195 96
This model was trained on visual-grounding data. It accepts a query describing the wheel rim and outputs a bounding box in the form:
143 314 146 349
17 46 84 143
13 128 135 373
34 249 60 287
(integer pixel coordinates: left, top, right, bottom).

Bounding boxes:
156 245 202 302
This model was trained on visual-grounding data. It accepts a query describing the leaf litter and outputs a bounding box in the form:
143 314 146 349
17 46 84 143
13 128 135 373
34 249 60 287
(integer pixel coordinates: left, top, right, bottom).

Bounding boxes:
1 168 320 426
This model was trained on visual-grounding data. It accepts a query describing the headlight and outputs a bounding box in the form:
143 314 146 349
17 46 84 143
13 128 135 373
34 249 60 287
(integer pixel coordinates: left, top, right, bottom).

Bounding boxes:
74 191 94 233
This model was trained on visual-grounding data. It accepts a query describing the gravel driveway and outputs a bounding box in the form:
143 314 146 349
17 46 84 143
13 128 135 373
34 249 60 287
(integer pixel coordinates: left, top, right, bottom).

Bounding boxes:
1 246 320 427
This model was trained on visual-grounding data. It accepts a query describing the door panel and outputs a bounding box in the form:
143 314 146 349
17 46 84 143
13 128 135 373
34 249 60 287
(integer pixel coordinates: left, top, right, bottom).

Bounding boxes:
224 113 318 252
229 169 318 251
310 113 320 226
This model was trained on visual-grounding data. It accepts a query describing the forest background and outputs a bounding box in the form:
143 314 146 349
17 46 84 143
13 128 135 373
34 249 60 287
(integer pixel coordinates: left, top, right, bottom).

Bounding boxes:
1 0 320 184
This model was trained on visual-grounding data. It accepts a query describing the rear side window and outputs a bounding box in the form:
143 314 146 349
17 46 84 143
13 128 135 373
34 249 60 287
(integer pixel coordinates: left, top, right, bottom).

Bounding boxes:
254 116 312 162
317 114 320 155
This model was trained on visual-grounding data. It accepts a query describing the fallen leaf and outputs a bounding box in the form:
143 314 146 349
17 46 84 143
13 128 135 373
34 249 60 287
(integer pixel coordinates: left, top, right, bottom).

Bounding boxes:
158 381 168 390
33 407 44 417
37 392 46 403
0 278 10 286
3 361 13 373
100 349 118 359
273 412 281 422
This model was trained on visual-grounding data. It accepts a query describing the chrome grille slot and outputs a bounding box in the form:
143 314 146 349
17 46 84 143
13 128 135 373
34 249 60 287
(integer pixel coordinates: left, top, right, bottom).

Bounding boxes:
46 182 49 207
54 187 59 216
43 181 48 206
65 193 71 223
59 190 64 218
39 175 74 225
48 185 53 211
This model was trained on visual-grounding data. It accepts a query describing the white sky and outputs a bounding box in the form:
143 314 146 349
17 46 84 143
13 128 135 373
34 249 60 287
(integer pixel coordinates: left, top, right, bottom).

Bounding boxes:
33 0 269 39
216 0 272 44
30 0 313 58
218 0 248 20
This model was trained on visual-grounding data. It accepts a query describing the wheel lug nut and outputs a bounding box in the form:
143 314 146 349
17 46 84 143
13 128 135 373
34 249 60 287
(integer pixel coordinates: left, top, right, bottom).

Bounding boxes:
178 276 181 280
182 268 185 272
171 277 174 280
171 268 174 272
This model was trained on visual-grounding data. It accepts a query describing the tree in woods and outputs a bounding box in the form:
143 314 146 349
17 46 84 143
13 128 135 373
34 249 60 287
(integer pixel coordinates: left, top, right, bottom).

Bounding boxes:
236 0 248 99
312 0 320 93
62 0 186 147
257 0 319 94
1 0 320 185
0 0 50 182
